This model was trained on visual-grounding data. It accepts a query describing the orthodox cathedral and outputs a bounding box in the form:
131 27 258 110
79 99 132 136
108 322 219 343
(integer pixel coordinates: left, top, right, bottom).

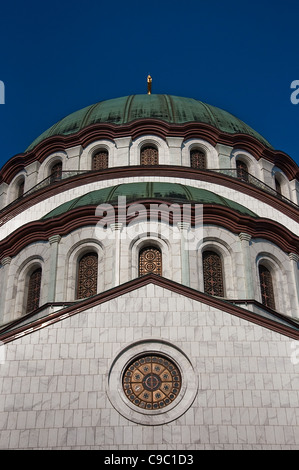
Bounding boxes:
0 80 299 449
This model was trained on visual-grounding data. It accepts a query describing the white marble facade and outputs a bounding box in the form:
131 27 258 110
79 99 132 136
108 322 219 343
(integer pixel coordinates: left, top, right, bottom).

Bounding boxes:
0 284 299 449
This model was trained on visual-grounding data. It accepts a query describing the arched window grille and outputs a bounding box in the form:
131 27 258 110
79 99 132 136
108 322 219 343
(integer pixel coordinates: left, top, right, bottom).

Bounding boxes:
140 146 159 166
236 160 249 182
50 162 62 183
203 251 224 297
139 246 162 276
190 149 206 169
76 252 98 299
26 267 42 313
92 150 109 170
259 264 276 309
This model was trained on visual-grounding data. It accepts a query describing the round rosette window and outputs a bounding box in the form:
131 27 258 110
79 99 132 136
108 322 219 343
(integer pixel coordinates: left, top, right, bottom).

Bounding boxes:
107 341 198 425
122 354 181 410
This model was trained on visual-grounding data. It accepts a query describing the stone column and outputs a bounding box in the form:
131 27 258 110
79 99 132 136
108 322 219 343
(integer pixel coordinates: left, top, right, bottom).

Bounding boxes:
289 179 299 206
177 222 190 287
166 137 184 166
24 161 40 192
114 137 132 167
47 235 61 302
0 256 11 324
239 233 254 299
259 158 275 188
0 182 8 210
215 144 233 169
110 223 123 287
289 253 299 317
66 145 83 171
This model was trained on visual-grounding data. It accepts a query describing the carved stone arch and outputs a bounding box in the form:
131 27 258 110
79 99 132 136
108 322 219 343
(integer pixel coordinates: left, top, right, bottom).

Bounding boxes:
255 252 286 313
8 172 27 203
231 149 260 179
129 234 171 281
272 167 291 199
182 139 217 168
64 237 104 301
199 237 236 298
39 152 66 182
80 140 115 169
17 258 44 315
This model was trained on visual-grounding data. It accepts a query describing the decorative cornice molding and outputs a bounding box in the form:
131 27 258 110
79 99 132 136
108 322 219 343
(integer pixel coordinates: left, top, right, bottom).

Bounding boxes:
0 167 298 230
0 201 298 259
0 120 298 184
0 275 298 344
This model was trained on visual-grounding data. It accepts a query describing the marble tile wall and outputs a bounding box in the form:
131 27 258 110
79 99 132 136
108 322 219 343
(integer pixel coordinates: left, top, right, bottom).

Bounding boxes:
0 284 298 449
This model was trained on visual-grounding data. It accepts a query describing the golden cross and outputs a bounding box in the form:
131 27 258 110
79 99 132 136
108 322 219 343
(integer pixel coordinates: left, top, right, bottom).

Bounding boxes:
147 75 152 95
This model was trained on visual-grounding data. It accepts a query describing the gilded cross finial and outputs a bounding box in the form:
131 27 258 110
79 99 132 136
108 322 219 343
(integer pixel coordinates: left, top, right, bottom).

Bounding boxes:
147 75 152 95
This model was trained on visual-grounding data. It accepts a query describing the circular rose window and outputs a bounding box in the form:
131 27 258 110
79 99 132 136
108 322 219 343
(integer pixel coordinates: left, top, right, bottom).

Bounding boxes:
122 354 181 410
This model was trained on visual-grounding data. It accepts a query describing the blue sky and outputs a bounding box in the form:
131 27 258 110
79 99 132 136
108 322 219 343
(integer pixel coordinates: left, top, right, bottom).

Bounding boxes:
1 0 299 168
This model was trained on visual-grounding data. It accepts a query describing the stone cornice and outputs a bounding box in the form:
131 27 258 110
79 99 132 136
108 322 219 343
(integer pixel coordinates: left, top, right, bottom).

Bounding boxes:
0 120 298 183
0 275 298 343
0 167 298 230
0 201 298 259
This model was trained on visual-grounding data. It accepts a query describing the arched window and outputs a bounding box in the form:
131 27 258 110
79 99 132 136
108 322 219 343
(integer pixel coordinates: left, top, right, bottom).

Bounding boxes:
275 177 282 197
203 250 224 297
50 162 62 183
26 267 42 313
17 179 25 198
76 252 98 299
190 149 206 169
236 160 249 182
259 264 276 309
140 145 159 166
92 150 109 170
139 246 162 276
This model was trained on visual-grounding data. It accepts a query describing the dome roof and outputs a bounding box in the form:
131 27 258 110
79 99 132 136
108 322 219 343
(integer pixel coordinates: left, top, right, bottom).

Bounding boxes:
42 182 258 219
26 94 272 151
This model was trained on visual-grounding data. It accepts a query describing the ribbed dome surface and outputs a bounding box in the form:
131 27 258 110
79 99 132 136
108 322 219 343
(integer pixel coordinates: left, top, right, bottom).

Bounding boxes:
42 182 258 219
26 94 272 151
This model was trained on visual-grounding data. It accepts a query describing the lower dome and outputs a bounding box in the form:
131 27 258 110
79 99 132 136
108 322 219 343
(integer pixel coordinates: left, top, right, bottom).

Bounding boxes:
42 182 258 219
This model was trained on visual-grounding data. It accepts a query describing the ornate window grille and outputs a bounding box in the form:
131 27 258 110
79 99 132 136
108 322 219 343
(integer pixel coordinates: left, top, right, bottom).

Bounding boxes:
76 252 98 299
92 150 109 170
236 160 249 182
259 264 276 309
26 267 42 313
122 354 181 410
50 162 62 183
140 146 159 165
139 247 162 276
190 149 206 169
203 250 224 297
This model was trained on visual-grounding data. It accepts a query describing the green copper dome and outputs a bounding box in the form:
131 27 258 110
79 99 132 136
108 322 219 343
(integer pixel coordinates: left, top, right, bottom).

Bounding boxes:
26 94 272 151
42 182 258 219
